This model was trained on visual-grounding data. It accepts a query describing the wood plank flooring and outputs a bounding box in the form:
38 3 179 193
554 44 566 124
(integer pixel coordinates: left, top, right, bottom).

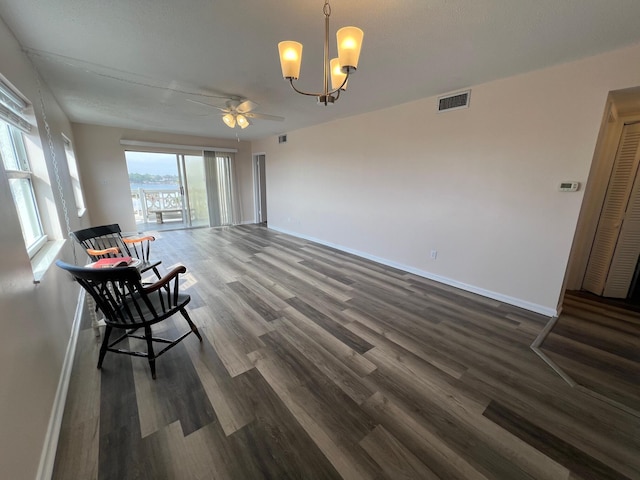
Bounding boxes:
540 291 640 414
53 225 640 479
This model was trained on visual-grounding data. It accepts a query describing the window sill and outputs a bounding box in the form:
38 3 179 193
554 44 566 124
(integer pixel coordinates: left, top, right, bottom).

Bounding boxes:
31 239 66 283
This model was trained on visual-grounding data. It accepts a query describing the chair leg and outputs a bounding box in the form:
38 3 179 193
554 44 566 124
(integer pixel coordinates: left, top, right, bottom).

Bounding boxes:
97 325 112 369
144 325 157 380
152 266 162 279
181 309 202 341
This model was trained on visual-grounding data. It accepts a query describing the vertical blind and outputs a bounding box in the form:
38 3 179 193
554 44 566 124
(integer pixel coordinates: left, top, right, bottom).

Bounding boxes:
204 150 240 227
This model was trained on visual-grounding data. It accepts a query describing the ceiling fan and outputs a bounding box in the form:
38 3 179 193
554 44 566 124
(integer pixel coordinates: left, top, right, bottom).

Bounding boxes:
187 97 284 129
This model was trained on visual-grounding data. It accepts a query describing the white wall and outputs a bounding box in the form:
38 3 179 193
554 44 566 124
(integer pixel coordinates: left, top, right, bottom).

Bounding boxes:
0 16 90 480
72 124 255 231
253 43 640 315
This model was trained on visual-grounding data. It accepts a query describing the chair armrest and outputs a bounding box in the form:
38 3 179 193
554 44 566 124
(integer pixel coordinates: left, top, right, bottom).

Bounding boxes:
123 235 156 263
143 265 186 294
123 235 156 244
87 247 120 256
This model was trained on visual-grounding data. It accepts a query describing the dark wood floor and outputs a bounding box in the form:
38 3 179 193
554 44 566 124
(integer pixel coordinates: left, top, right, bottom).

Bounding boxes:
53 225 640 479
541 291 640 414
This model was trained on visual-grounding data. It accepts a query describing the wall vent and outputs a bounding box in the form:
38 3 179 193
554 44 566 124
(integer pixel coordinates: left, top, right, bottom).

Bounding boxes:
437 90 471 112
278 134 287 144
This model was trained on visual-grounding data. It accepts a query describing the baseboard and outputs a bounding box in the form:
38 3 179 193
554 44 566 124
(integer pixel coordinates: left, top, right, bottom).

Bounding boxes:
269 225 557 317
36 289 85 480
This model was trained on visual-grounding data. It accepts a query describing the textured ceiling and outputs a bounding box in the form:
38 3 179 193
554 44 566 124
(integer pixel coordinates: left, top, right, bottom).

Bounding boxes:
1 0 640 141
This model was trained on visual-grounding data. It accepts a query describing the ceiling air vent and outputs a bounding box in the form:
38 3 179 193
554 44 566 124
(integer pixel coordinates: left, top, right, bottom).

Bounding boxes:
437 90 471 113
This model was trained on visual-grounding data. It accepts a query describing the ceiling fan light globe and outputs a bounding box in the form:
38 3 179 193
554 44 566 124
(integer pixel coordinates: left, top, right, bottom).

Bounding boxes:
336 27 363 70
278 41 303 79
222 113 236 128
236 114 250 129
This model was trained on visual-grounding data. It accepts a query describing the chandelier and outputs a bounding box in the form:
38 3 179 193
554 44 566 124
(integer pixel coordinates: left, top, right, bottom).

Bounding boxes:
278 1 363 106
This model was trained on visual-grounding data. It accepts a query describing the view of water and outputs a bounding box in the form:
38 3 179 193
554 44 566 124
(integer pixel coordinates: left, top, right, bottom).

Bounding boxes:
129 182 179 192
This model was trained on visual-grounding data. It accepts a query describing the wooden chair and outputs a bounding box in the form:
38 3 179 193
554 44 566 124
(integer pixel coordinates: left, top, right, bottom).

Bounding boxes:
71 224 162 279
56 260 202 379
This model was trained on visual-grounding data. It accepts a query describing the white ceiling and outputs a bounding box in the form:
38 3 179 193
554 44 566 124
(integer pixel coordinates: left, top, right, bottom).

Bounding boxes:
1 0 640 141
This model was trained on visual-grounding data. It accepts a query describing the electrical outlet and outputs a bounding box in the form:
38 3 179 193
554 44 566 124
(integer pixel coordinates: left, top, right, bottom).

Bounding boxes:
430 250 438 260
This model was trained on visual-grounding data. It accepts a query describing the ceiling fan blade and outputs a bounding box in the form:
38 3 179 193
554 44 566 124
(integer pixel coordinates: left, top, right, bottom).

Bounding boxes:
236 100 258 114
245 112 285 122
186 98 226 111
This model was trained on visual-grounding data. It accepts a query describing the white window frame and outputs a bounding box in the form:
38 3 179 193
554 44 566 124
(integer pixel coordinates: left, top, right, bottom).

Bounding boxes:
62 133 86 216
1 120 48 257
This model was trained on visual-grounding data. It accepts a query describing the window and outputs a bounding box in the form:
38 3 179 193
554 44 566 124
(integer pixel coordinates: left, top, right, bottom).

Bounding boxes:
63 134 86 216
0 77 65 280
0 120 47 256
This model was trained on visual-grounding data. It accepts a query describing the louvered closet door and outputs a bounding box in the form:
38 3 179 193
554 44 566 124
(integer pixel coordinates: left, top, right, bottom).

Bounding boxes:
583 123 640 296
604 140 640 297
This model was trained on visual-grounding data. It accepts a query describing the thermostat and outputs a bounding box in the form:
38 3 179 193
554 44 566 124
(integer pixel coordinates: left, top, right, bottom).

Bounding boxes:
559 182 580 192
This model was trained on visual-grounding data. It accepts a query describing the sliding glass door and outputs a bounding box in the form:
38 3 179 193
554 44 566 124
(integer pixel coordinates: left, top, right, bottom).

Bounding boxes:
180 154 209 228
126 150 210 231
126 151 186 230
126 149 238 231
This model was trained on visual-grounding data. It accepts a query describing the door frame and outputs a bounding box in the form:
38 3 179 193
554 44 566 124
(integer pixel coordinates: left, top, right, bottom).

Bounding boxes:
177 154 191 227
560 90 640 307
253 152 267 224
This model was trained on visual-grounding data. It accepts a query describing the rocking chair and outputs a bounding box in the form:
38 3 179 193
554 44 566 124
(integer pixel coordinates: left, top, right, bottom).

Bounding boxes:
56 260 202 379
71 223 162 279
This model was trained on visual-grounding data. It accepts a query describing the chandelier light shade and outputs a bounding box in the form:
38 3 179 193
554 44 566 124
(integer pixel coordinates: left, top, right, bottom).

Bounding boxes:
330 58 347 90
278 0 363 105
336 27 363 72
278 41 303 80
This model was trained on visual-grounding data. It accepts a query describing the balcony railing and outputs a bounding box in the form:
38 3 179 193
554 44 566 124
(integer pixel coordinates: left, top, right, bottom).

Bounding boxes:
131 188 184 224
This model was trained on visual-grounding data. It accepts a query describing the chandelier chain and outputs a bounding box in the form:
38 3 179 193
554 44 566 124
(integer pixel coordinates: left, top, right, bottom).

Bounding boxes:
323 1 331 17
